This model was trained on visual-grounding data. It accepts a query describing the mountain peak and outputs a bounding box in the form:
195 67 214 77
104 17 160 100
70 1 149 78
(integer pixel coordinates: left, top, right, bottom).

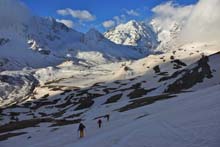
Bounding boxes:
86 28 101 35
126 20 138 25
104 20 158 54
85 28 104 41
116 20 141 31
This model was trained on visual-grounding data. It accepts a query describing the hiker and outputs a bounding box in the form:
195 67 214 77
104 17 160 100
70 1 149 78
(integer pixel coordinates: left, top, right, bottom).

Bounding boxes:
105 114 110 121
97 119 102 128
78 123 86 138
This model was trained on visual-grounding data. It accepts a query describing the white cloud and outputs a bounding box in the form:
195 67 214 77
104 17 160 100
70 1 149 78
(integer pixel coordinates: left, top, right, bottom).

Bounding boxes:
151 1 194 32
102 14 126 30
102 20 115 28
57 8 95 21
102 9 139 29
113 15 126 25
126 9 140 16
151 0 220 45
56 19 74 28
0 0 31 29
57 9 69 16
180 0 220 43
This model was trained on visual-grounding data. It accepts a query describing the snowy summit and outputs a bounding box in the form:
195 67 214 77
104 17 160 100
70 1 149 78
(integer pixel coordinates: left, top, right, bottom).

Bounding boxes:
105 20 158 54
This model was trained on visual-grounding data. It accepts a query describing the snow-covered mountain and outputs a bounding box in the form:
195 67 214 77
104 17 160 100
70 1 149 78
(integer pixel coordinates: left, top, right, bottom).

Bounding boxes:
1 20 220 147
0 16 146 71
104 20 158 54
0 1 220 146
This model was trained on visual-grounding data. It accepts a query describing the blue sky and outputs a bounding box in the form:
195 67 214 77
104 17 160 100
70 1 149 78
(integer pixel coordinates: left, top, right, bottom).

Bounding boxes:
20 0 198 32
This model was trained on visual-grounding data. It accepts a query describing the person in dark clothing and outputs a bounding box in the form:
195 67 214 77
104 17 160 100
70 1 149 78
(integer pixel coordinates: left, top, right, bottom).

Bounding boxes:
105 114 110 121
78 123 86 138
97 119 102 128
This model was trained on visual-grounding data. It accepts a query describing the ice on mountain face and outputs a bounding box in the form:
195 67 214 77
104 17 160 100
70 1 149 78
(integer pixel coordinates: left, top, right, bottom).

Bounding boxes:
104 20 158 55
26 17 83 53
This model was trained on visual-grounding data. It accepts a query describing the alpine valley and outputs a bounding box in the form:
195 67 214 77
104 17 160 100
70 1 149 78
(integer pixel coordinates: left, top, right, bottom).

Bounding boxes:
0 0 220 147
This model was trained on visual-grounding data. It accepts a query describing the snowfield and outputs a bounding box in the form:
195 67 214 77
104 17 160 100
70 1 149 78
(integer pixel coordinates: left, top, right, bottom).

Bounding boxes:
68 85 220 147
0 84 219 147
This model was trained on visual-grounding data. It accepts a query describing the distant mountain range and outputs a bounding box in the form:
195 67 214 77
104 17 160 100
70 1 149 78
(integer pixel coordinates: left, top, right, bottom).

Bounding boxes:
0 17 154 71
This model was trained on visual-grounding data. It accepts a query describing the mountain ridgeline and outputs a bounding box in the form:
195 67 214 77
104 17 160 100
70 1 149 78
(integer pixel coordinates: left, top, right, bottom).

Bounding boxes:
0 17 159 71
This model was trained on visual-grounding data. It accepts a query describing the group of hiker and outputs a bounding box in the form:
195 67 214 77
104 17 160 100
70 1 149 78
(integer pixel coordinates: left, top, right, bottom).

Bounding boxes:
78 114 110 138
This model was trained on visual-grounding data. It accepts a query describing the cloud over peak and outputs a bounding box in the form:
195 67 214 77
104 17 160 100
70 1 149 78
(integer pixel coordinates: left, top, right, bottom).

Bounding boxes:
151 0 220 45
56 19 74 28
102 20 115 28
180 0 220 43
126 9 140 16
57 8 96 21
151 1 194 30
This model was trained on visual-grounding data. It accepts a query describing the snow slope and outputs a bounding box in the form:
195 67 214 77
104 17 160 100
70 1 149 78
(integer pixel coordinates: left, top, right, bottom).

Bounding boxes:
34 42 220 89
67 85 220 147
1 42 219 107
0 45 219 147
0 83 219 147
0 50 219 121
